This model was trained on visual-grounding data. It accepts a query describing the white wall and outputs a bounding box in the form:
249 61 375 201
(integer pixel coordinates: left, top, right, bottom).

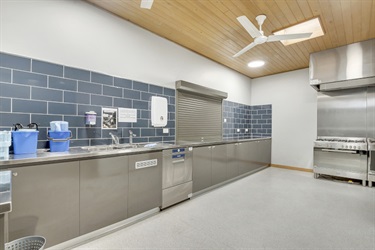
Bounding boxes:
251 69 317 169
0 0 252 104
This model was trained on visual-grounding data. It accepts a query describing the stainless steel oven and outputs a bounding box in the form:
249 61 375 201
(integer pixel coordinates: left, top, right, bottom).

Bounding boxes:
313 137 368 186
368 139 375 187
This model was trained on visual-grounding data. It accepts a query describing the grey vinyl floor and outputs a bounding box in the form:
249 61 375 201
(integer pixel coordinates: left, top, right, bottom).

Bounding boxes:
73 167 375 250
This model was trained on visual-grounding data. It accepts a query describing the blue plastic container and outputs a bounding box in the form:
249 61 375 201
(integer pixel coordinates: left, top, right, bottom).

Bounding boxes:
48 130 71 152
12 130 39 154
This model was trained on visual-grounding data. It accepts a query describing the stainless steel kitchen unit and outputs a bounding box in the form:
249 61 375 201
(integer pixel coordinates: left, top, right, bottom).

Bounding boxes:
0 170 12 250
314 137 368 186
368 139 375 187
162 147 192 209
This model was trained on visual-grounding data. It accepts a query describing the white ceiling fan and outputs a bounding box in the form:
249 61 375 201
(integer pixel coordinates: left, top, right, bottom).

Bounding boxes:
233 15 313 57
140 0 154 9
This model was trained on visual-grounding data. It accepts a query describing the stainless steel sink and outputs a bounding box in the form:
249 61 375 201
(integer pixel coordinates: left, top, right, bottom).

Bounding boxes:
81 142 174 152
81 144 137 151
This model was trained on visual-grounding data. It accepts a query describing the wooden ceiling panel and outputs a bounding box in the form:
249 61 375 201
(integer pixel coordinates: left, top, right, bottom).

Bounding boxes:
86 0 375 79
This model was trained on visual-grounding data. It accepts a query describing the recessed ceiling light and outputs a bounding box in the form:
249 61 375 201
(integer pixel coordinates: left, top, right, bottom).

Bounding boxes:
273 17 324 46
248 60 265 68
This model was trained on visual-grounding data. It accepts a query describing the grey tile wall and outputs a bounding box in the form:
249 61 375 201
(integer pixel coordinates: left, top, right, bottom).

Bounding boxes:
0 52 176 149
222 100 272 140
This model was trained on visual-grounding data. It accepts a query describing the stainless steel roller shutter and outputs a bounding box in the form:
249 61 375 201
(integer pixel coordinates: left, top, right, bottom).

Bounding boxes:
176 91 222 142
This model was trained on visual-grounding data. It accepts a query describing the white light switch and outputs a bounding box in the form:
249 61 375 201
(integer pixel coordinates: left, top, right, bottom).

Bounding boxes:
245 129 249 132
163 128 169 134
236 129 240 133
224 118 227 123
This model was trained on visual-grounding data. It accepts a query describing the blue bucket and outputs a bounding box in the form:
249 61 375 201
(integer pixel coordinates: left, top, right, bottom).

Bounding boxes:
48 130 71 152
12 130 39 154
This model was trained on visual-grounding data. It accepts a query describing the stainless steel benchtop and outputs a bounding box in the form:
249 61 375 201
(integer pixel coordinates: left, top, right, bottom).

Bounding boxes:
0 137 271 169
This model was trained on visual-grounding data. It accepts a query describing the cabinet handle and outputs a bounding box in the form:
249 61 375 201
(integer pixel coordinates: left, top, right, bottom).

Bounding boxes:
13 172 18 177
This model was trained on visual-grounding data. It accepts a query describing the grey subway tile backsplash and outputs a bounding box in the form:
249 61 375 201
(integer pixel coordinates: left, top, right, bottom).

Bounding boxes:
91 94 112 106
149 85 163 94
0 68 11 82
78 128 102 139
63 116 85 127
12 99 47 114
0 82 30 99
103 85 123 97
222 100 272 139
0 52 176 149
78 104 102 116
0 113 30 127
123 89 140 99
163 88 175 97
48 102 77 115
78 81 102 94
64 91 90 104
141 92 152 101
133 81 149 92
13 70 47 87
0 53 31 71
49 76 77 91
133 100 148 110
32 87 63 102
0 98 11 112
114 98 132 108
64 66 90 81
114 77 132 89
31 114 63 127
0 52 272 149
91 72 113 86
32 60 63 77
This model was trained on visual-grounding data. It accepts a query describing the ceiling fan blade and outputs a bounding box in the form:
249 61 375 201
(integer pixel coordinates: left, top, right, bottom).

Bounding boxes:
237 16 262 38
233 42 257 58
141 0 154 9
267 32 312 42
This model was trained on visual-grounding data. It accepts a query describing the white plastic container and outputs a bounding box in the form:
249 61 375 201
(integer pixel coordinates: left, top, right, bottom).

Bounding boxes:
50 121 69 131
0 131 12 160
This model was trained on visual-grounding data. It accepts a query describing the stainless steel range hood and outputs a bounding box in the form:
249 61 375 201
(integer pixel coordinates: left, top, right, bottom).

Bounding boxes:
309 39 375 91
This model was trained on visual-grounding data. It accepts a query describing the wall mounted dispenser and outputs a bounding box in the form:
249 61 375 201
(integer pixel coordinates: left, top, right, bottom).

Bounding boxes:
151 96 168 127
85 111 97 125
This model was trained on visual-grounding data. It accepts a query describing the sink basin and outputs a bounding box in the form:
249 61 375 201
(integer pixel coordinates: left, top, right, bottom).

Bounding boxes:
81 144 137 151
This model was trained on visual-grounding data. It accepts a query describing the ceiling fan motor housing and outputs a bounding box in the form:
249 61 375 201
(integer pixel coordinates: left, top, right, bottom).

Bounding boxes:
255 36 268 44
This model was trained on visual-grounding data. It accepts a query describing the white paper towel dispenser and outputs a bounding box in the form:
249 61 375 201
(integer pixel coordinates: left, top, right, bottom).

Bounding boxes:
151 96 168 127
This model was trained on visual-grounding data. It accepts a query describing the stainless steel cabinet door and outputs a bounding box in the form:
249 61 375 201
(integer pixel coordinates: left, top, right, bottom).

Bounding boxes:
211 145 227 185
9 162 80 248
192 146 212 192
238 142 255 174
128 152 162 217
226 143 239 179
259 140 271 167
79 156 129 235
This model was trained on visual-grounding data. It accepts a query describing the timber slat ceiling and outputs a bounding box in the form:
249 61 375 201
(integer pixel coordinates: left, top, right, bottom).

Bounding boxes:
86 0 375 79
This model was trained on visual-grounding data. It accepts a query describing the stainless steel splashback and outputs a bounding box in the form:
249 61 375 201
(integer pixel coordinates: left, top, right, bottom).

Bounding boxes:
310 39 375 91
317 88 367 137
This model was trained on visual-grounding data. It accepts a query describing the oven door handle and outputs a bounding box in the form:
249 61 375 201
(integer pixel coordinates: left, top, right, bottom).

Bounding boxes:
321 149 357 154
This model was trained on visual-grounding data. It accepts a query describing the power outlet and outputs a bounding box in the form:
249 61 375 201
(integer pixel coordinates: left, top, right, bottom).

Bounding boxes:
236 129 240 133
163 128 169 134
245 129 249 133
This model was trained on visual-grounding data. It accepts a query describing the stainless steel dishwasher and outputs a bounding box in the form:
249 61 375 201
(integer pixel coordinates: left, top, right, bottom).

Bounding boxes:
162 147 193 209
